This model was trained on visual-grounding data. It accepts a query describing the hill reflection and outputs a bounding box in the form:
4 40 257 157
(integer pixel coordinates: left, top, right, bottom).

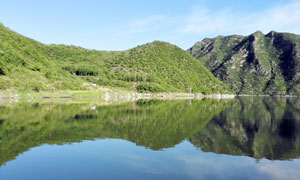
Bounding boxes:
190 97 300 160
0 99 229 166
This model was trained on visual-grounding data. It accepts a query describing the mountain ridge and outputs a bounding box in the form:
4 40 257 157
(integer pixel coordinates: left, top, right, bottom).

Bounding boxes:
189 31 300 95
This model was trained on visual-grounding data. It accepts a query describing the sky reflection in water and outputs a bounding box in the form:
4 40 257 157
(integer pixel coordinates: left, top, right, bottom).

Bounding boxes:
1 139 300 180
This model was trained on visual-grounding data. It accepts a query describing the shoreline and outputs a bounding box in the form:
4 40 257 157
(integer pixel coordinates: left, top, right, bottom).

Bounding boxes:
237 94 300 98
1 90 300 102
0 90 236 102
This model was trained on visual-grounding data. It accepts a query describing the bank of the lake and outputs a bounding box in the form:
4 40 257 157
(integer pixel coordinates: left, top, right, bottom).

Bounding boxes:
0 89 236 102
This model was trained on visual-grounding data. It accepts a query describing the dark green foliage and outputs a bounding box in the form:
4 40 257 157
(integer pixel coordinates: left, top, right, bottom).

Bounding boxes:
0 23 231 94
189 31 300 95
63 66 99 76
0 68 5 75
136 83 163 92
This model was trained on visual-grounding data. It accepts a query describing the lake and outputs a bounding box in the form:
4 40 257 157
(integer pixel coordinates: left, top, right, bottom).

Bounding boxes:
0 97 299 180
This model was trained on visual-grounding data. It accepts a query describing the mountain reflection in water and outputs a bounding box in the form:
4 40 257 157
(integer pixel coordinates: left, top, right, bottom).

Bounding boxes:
0 99 228 166
190 97 300 160
0 97 300 180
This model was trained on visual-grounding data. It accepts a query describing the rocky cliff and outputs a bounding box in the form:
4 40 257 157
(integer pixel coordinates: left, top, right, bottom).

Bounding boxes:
189 31 300 95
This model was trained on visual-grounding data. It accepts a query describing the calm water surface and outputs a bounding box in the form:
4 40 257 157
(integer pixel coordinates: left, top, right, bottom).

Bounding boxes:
0 97 299 180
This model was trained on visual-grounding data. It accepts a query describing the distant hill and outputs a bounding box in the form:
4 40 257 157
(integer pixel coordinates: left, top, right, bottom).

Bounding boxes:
189 31 300 95
0 23 231 94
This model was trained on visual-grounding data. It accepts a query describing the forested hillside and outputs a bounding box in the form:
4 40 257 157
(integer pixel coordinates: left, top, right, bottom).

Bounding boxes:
0 23 231 94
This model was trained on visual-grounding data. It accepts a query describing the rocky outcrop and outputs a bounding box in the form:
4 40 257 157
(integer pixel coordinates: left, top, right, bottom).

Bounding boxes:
189 31 300 95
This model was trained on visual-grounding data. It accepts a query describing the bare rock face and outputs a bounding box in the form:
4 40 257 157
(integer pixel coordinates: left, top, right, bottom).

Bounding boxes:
189 31 300 95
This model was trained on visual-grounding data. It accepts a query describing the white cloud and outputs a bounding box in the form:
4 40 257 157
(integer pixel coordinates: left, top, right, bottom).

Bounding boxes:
182 1 300 36
128 15 179 33
122 0 300 49
182 6 234 35
259 164 300 180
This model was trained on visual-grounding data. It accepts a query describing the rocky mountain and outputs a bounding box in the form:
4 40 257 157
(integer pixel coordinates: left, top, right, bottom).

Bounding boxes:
0 23 231 94
189 31 300 95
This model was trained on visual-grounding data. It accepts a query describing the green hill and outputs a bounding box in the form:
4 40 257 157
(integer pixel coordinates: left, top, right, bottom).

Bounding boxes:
0 23 231 94
189 31 300 95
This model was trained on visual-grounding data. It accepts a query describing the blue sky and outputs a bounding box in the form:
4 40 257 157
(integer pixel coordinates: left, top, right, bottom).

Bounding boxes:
1 0 300 50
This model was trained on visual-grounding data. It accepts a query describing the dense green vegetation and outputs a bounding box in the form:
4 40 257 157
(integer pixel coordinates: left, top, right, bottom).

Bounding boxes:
0 23 231 94
190 97 300 160
0 99 230 166
189 31 300 95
